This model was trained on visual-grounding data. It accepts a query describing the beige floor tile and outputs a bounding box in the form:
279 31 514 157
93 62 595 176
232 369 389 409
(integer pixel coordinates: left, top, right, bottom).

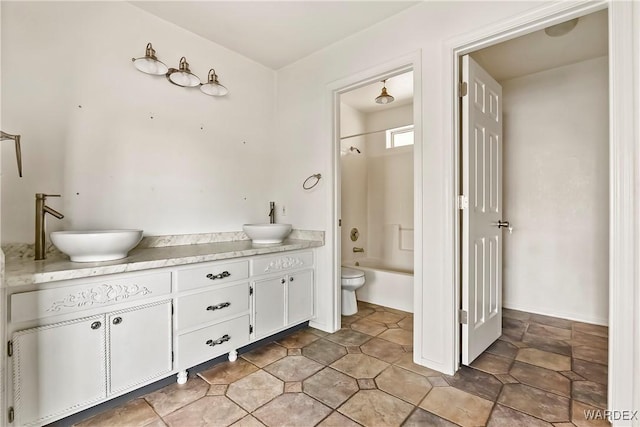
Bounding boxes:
331 353 389 379
360 337 406 363
502 308 531 321
325 328 372 346
486 340 519 359
394 352 443 377
358 378 376 389
376 365 432 405
522 333 573 356
253 393 331 427
573 359 608 385
572 381 607 409
284 381 302 393
527 323 572 340
470 352 514 374
497 383 570 423
199 358 259 385
573 346 608 366
397 317 414 331
75 399 160 427
378 328 413 346
226 370 283 412
419 386 494 427
509 361 571 397
569 332 608 350
163 396 247 427
444 365 503 401
529 313 573 330
339 389 414 427
364 311 406 324
276 329 320 348
144 377 209 416
230 415 265 427
516 348 571 371
428 376 450 387
302 338 347 365
487 404 553 427
403 408 459 427
572 323 608 338
316 411 360 427
571 400 612 427
241 342 287 368
264 355 323 382
207 384 228 395
350 318 388 336
303 367 358 408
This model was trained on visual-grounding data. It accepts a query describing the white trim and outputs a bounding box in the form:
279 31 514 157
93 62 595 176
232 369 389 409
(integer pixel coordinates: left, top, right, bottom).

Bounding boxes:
326 50 422 350
445 0 638 419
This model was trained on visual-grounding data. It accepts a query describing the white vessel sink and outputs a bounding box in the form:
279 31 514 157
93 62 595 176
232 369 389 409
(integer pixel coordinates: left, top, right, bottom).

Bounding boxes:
50 229 143 262
243 223 292 244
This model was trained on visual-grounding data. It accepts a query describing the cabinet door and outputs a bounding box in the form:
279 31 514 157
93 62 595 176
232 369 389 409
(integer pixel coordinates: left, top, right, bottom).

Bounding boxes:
287 270 314 326
108 301 172 394
13 315 106 427
254 276 285 339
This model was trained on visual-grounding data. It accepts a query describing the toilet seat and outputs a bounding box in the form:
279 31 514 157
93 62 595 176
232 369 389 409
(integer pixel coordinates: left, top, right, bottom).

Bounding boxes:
342 267 365 279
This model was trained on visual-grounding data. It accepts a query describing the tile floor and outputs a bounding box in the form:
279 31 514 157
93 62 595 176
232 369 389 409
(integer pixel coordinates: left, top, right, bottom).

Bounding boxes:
74 302 610 427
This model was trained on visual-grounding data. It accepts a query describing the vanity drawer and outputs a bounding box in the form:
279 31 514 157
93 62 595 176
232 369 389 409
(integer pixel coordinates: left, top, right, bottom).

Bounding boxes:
176 282 250 330
176 260 249 291
10 272 172 323
176 315 250 369
251 251 313 276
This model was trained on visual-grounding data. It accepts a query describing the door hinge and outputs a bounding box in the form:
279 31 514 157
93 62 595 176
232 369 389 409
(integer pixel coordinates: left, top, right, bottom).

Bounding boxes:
249 286 253 296
8 407 14 423
459 310 468 325
7 341 13 357
171 351 174 362
459 81 468 97
171 302 174 315
338 219 342 227
457 195 468 210
249 325 253 334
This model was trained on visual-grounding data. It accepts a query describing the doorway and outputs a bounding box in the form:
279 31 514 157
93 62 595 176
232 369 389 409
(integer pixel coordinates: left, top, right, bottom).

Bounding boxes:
459 9 610 365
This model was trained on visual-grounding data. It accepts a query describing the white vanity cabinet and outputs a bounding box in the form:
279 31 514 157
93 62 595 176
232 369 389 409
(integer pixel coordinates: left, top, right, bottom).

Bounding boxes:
251 251 315 340
11 300 172 427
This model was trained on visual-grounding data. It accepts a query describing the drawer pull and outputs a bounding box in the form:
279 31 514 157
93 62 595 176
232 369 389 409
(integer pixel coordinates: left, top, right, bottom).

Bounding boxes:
281 278 286 284
206 271 231 280
90 321 102 330
112 317 123 325
206 302 231 311
206 334 231 347
290 277 294 282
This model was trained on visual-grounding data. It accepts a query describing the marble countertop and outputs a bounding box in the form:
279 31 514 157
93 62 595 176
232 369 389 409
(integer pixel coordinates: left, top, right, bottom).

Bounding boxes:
3 233 324 288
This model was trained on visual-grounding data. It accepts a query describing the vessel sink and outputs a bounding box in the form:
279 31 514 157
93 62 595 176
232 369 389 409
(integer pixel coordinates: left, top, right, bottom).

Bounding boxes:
50 229 143 262
242 223 292 244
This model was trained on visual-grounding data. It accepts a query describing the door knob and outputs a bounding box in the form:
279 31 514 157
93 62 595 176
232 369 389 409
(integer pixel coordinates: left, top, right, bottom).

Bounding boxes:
494 220 513 234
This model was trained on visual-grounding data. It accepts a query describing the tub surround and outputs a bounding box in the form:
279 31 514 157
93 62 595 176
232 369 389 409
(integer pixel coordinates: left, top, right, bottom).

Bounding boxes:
2 229 324 287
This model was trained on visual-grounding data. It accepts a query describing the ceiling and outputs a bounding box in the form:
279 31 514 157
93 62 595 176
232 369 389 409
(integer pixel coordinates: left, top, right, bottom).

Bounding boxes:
130 1 419 70
471 10 608 82
340 71 413 114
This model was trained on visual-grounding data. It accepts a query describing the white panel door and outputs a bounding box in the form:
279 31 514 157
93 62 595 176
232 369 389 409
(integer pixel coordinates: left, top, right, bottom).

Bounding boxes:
253 277 285 338
287 269 314 325
461 55 504 365
108 301 172 394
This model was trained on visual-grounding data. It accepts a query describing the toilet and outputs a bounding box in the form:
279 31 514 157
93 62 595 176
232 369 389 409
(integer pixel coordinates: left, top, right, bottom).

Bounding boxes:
341 267 366 316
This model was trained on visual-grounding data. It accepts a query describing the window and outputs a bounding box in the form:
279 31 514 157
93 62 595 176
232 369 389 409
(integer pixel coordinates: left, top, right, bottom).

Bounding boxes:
386 125 414 149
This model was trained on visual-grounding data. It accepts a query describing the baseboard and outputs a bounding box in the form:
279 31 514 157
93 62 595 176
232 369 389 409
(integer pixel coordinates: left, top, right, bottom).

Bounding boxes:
503 301 608 326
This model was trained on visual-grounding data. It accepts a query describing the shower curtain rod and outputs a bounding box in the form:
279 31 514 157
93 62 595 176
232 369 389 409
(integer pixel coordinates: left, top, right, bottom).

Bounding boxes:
339 128 388 140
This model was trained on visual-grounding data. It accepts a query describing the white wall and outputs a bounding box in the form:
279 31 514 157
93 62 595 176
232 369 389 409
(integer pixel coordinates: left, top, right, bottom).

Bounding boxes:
339 103 367 264
502 56 609 325
1 2 276 243
273 1 545 372
365 105 413 271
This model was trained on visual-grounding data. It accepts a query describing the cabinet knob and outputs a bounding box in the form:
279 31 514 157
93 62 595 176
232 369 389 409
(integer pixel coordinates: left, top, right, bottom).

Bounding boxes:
112 317 123 325
90 321 102 330
206 271 231 280
281 278 286 284
290 277 294 282
206 334 231 347
206 302 231 311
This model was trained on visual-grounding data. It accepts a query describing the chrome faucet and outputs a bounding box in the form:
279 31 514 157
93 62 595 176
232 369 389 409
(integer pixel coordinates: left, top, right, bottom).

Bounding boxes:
35 193 64 260
268 201 275 224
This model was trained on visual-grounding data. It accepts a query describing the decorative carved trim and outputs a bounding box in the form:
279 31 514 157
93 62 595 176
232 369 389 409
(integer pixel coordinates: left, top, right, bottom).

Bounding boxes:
264 256 304 272
46 284 151 312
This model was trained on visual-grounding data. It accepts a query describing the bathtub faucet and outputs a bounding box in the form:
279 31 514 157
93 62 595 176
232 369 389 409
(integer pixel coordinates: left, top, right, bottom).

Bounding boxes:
353 247 364 253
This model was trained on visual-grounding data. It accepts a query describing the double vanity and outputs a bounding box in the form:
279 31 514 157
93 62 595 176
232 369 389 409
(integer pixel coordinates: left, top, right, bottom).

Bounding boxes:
2 230 323 426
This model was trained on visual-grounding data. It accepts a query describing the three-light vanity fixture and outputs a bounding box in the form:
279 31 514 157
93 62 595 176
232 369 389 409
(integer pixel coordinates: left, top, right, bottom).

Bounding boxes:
132 43 228 96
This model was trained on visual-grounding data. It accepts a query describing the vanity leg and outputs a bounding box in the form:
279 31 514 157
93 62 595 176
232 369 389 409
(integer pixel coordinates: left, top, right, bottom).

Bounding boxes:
228 350 238 362
177 370 188 384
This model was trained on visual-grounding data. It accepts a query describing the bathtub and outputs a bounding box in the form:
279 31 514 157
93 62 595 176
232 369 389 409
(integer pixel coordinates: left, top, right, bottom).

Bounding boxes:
343 259 413 313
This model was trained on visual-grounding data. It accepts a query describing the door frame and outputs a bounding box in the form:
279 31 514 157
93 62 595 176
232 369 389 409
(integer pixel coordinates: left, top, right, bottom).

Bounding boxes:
446 0 637 414
328 50 422 332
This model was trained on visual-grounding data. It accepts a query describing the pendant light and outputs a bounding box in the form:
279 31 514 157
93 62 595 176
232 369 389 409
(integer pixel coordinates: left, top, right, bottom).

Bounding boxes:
375 79 394 105
200 69 229 96
166 57 201 87
131 43 168 75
